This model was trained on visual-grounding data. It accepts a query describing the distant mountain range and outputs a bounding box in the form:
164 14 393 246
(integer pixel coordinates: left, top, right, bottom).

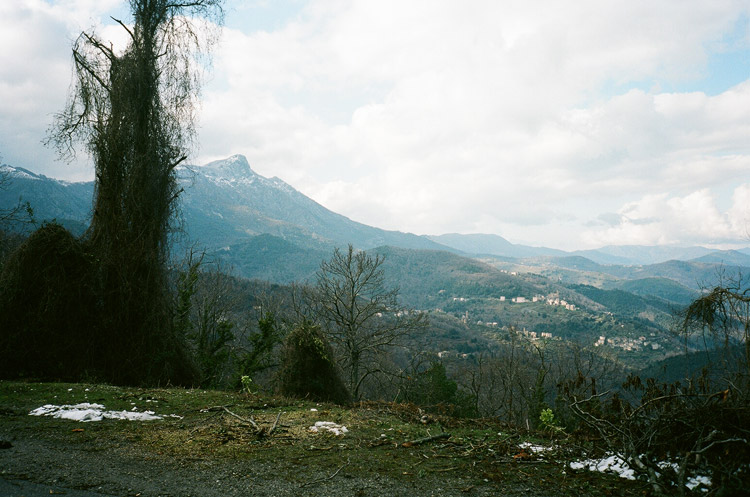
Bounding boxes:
428 233 750 267
176 155 453 253
0 164 93 235
427 233 568 259
1 157 451 253
5 156 750 370
2 156 749 274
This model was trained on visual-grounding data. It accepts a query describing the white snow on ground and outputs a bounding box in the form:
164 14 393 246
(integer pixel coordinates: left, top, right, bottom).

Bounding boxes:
518 442 555 453
657 462 712 491
570 453 711 491
29 403 167 422
685 475 711 490
570 453 636 480
309 421 348 436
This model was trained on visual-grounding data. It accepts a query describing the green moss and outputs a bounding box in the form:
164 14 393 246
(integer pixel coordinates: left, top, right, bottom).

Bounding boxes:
0 381 645 495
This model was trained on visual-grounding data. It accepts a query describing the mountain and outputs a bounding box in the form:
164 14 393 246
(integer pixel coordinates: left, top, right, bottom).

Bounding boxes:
375 245 547 308
427 233 567 258
576 245 715 265
690 250 750 266
178 155 453 252
0 159 706 367
1 156 451 253
3 157 749 293
603 277 699 306
214 233 327 283
533 256 750 291
0 165 93 233
568 249 641 266
424 234 741 267
531 255 608 273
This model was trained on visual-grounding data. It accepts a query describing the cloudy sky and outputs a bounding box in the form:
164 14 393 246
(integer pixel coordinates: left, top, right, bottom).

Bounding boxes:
2 0 750 250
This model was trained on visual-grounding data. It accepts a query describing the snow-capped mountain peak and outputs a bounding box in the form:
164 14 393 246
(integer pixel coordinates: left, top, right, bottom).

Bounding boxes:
1 165 41 181
201 154 255 179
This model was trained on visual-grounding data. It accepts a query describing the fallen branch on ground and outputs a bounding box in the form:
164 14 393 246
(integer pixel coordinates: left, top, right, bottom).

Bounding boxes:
299 458 350 488
268 411 282 435
219 406 260 431
402 432 451 447
205 405 286 436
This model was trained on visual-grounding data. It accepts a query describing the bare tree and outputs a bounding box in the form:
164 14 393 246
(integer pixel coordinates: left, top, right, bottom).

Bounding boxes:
46 0 223 384
0 156 33 227
567 375 749 496
309 244 427 399
561 274 750 496
681 274 750 376
0 156 34 274
173 248 238 386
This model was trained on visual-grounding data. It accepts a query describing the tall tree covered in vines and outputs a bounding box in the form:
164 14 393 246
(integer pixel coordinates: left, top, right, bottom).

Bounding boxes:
48 0 223 384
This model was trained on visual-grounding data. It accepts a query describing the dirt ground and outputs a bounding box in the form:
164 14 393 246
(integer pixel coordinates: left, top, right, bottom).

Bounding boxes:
0 382 643 496
0 434 503 497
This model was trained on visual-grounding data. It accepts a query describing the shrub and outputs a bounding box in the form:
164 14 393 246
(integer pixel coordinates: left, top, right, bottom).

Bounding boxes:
0 223 99 380
401 362 478 418
276 321 350 404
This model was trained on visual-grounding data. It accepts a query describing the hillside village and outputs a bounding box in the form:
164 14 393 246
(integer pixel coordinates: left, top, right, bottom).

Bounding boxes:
439 285 677 357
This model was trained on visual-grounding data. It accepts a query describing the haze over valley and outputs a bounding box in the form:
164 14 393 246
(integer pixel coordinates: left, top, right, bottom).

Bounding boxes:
3 155 747 376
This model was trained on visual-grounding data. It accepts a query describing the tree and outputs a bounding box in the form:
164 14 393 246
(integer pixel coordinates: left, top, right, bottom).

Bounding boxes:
401 361 478 417
174 249 237 387
560 276 750 496
0 158 32 227
309 244 427 400
681 277 750 377
46 0 223 384
276 321 350 404
0 156 34 272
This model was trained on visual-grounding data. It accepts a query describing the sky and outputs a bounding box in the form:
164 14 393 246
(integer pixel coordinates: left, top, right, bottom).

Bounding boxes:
1 0 750 251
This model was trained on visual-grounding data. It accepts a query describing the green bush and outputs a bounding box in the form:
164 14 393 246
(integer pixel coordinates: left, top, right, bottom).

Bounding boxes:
402 362 478 418
276 321 350 404
0 223 99 380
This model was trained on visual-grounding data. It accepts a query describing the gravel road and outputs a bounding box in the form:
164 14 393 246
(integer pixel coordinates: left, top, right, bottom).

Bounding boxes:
0 434 518 497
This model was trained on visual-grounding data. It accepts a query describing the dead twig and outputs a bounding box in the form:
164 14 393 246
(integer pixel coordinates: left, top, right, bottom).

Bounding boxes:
267 411 282 436
220 406 260 431
434 466 458 472
202 406 285 438
299 458 350 488
401 432 451 447
205 405 260 431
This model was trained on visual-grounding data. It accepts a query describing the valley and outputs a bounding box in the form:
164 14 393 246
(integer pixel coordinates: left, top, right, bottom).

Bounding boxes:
1 156 747 376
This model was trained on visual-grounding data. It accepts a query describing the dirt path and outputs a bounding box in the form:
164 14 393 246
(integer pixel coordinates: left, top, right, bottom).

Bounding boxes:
0 382 641 497
0 477 110 497
0 430 513 496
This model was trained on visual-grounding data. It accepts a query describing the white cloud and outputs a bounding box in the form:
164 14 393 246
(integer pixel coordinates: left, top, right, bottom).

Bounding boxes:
583 185 750 247
0 0 124 179
2 0 750 248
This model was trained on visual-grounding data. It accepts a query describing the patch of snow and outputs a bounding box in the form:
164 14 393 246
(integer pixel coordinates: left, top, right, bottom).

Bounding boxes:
270 177 294 193
0 165 39 180
309 421 348 436
29 403 166 422
519 442 555 453
686 475 711 491
570 453 636 480
571 454 711 490
30 403 108 422
657 462 711 491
